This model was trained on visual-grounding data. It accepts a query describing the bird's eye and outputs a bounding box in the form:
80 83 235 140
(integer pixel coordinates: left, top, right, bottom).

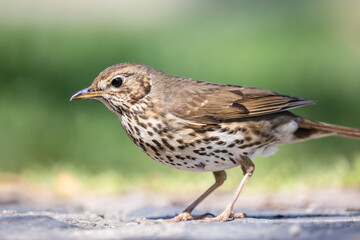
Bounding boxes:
111 77 123 88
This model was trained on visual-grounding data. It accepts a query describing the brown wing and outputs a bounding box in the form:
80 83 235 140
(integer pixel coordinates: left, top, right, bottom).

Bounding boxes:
167 83 315 125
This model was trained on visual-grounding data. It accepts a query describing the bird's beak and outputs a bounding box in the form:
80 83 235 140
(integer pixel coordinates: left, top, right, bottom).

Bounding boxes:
70 87 106 101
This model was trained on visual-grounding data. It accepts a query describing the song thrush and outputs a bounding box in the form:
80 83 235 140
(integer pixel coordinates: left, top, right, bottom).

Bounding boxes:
71 63 360 222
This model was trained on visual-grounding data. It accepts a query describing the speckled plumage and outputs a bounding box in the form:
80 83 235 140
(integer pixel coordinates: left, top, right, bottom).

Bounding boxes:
71 62 360 222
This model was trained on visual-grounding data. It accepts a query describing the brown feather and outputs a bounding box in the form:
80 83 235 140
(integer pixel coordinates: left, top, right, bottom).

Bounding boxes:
296 119 360 140
167 83 314 124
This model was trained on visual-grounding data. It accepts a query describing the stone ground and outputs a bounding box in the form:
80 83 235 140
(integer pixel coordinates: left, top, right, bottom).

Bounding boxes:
0 188 360 240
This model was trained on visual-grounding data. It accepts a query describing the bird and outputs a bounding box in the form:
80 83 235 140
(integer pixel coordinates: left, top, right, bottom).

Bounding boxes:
71 63 360 222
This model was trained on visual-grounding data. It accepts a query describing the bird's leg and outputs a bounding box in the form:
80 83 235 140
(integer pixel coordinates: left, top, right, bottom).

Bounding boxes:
203 155 254 222
163 170 227 222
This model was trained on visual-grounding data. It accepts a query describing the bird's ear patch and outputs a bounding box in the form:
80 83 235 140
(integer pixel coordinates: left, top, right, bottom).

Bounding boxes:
128 74 152 103
142 75 151 95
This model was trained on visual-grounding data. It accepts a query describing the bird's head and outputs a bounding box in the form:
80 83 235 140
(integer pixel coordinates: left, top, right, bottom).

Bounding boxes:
70 63 152 107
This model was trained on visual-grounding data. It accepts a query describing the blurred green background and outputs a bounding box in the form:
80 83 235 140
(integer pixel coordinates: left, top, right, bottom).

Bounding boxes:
0 0 359 196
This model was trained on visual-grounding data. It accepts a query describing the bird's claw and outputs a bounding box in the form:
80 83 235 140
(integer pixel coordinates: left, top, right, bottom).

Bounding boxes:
201 211 246 222
157 211 215 222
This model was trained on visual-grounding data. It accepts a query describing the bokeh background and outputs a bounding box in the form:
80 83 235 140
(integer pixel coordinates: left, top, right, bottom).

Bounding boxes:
0 0 359 198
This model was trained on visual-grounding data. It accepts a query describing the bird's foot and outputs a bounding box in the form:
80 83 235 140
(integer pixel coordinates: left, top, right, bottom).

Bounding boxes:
201 209 246 222
158 211 215 222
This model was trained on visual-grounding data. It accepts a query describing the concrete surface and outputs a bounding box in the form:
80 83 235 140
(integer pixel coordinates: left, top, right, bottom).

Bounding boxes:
0 189 360 240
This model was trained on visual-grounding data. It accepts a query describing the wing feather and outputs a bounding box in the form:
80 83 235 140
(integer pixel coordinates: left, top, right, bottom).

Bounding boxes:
167 83 314 125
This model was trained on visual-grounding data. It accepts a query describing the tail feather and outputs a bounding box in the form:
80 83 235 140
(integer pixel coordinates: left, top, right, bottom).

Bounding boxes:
294 119 360 141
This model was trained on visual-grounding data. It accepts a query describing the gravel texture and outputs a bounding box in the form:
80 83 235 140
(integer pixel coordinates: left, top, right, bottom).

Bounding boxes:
0 189 360 240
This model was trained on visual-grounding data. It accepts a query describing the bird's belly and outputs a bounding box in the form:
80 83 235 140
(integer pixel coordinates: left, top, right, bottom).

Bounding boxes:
119 115 295 172
148 134 282 172
149 138 281 172
155 144 242 172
